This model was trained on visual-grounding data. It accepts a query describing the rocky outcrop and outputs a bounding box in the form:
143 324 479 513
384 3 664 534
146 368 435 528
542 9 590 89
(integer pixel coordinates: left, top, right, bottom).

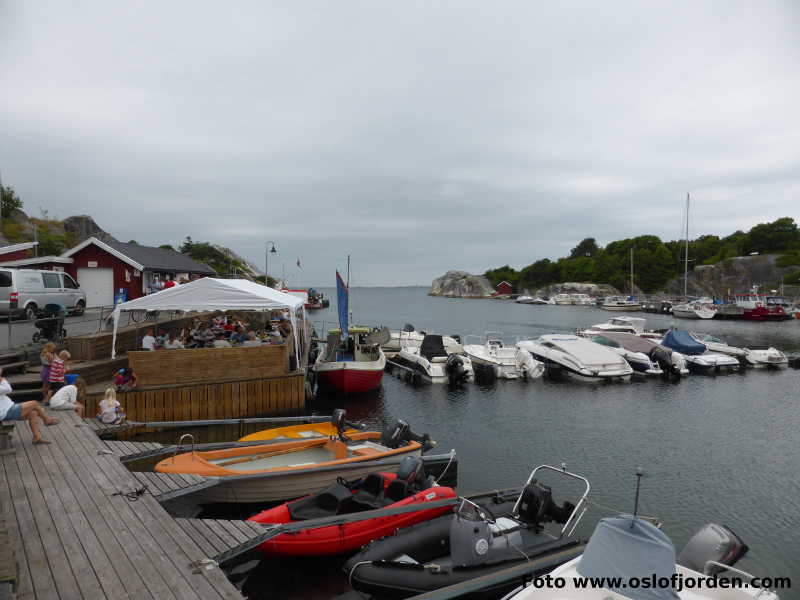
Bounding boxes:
211 244 263 279
428 270 494 297
63 215 118 243
662 254 799 297
531 282 622 297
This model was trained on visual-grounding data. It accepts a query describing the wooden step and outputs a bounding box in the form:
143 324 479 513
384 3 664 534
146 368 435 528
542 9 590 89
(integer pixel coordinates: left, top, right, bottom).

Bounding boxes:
0 352 24 366
0 361 28 376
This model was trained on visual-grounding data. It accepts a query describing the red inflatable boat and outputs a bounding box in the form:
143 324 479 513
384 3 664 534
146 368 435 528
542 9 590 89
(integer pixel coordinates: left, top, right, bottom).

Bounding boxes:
248 458 456 556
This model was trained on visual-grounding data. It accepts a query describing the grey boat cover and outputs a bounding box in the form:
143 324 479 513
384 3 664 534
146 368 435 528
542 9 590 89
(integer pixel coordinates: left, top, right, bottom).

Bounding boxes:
594 332 664 354
577 517 680 600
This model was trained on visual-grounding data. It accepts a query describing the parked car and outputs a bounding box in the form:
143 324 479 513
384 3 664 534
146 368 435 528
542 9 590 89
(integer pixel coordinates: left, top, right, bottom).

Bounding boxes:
0 268 87 319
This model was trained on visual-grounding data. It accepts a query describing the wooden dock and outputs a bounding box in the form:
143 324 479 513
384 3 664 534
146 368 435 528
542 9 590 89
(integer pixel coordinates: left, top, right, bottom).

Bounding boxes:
0 408 245 600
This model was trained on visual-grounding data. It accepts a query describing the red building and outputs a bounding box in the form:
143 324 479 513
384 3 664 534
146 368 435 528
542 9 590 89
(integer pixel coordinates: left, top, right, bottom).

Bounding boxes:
494 281 514 295
0 237 215 307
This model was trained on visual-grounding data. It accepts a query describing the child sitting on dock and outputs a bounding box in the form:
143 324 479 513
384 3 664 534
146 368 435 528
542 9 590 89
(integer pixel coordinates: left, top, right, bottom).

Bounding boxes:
97 388 125 425
49 376 87 418
114 368 138 392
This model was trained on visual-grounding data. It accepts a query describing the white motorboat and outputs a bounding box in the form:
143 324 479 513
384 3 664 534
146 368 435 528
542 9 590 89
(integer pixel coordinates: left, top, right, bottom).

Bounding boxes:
515 295 536 304
503 517 773 600
660 330 740 374
463 332 544 380
570 293 594 306
392 334 474 384
579 316 650 337
552 293 574 305
691 333 788 369
590 331 688 377
516 335 633 383
672 299 717 319
601 296 642 311
382 327 461 354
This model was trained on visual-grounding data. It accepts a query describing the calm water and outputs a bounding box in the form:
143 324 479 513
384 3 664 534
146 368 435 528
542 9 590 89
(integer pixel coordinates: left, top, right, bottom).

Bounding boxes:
214 288 800 598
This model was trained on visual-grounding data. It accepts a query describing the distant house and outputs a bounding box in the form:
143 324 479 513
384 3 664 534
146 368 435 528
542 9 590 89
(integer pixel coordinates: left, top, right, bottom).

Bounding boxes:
0 241 39 262
494 281 514 295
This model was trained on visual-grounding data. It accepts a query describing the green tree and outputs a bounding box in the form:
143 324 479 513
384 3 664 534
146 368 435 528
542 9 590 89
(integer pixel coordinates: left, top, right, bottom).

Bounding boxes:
159 244 176 251
744 217 800 254
484 265 519 287
570 237 600 258
0 185 23 218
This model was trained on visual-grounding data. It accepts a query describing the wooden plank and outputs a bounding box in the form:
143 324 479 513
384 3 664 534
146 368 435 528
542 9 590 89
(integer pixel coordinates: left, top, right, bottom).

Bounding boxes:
0 452 32 599
214 520 250 546
174 519 217 558
202 520 238 552
63 412 235 600
179 519 229 556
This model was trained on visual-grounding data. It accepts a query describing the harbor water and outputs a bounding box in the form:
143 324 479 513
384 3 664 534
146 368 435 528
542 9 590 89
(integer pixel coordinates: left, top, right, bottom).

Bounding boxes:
206 287 800 598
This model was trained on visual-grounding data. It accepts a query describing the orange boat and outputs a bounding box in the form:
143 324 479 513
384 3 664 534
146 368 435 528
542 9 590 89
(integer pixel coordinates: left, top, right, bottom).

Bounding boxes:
155 416 433 503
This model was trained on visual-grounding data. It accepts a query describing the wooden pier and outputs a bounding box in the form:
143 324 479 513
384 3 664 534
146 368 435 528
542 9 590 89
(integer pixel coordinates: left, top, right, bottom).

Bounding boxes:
0 409 246 600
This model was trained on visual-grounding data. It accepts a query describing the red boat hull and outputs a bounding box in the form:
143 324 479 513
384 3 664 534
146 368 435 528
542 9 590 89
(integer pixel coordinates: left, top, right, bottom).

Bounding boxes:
316 367 383 394
249 485 457 556
742 307 789 321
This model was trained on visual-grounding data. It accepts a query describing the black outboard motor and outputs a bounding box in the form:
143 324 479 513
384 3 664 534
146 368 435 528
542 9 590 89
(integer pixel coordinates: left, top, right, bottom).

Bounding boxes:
380 419 436 452
677 524 749 575
331 408 350 442
649 346 680 379
402 323 415 332
445 354 470 384
395 456 433 490
516 480 575 531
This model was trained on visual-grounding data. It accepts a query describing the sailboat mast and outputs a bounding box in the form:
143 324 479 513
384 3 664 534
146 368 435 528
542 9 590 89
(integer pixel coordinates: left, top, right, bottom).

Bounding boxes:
630 247 634 294
684 193 690 298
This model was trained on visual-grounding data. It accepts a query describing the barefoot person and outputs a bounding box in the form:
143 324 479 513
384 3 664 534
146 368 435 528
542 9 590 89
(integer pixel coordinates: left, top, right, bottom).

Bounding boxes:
0 368 59 444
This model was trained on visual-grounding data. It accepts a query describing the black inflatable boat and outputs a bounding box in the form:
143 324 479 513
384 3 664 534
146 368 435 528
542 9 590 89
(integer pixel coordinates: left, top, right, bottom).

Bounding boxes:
344 464 590 599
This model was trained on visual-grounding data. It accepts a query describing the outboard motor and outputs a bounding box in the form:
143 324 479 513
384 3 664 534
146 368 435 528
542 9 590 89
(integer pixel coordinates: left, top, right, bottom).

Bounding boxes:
677 523 749 575
650 346 680 379
395 456 432 490
516 480 575 531
450 334 461 344
380 419 435 452
445 354 469 384
331 408 350 442
402 323 415 332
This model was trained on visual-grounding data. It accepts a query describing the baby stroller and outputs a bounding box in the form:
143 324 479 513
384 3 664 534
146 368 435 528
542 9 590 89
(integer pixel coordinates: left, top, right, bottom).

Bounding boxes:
32 303 67 344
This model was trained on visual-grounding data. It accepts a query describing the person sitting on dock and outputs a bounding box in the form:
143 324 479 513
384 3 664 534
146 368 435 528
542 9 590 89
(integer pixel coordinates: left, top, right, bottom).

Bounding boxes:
242 331 262 347
114 368 138 392
278 315 292 339
0 368 60 444
97 388 125 425
213 331 232 348
49 376 86 418
163 333 184 350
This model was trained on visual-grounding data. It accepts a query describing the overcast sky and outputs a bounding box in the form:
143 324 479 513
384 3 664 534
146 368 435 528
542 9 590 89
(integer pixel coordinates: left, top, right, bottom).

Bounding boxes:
1 1 798 286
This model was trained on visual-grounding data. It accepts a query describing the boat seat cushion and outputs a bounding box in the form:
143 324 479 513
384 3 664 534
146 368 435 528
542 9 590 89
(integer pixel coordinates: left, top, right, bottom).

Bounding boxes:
350 473 387 510
385 479 410 502
288 482 354 521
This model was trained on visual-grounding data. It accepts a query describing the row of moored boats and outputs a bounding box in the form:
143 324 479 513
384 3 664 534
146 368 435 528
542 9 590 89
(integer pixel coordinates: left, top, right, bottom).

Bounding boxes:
385 316 789 385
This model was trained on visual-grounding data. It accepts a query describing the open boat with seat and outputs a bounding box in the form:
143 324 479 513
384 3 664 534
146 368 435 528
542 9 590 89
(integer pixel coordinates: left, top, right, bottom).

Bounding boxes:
517 335 633 383
248 456 457 556
690 333 788 369
313 326 387 394
344 464 589 599
463 332 544 380
392 334 474 384
155 412 433 502
503 516 771 600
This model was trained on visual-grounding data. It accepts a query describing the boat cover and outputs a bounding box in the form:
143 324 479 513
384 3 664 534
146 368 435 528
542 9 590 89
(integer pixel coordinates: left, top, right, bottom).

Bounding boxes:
577 517 679 600
420 335 447 360
661 330 706 355
595 332 660 354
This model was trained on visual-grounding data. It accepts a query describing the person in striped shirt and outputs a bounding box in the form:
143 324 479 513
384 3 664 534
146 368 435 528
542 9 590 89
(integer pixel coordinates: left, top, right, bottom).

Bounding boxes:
47 350 70 399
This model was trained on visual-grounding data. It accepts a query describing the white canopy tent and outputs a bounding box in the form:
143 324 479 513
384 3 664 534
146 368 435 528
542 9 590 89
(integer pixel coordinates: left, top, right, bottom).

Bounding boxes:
110 278 306 364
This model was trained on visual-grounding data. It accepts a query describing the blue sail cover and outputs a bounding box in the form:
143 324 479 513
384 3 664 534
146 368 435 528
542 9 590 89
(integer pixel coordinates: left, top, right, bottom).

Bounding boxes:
577 517 680 600
336 270 349 340
661 330 706 355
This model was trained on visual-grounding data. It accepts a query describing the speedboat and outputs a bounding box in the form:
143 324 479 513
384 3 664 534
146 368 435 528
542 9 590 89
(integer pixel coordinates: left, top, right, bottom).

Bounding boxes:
344 464 590 599
392 334 474 384
249 456 456 556
578 316 661 339
463 332 544 380
155 414 433 503
516 295 536 304
691 333 788 369
672 299 717 319
516 335 633 383
314 326 387 394
570 294 594 306
552 293 574 305
382 325 461 354
602 296 642 311
660 330 740 374
502 516 772 600
590 331 688 377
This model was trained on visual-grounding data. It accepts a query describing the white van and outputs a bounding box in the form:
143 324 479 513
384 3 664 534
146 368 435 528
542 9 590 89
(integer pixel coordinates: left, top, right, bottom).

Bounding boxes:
0 269 87 319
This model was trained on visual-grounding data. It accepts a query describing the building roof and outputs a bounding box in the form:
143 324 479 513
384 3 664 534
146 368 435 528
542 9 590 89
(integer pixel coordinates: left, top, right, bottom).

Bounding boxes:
0 255 73 267
0 241 39 256
63 237 216 275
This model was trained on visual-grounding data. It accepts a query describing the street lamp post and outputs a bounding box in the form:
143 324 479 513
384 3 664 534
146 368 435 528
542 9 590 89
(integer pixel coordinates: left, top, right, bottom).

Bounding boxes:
265 241 277 288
